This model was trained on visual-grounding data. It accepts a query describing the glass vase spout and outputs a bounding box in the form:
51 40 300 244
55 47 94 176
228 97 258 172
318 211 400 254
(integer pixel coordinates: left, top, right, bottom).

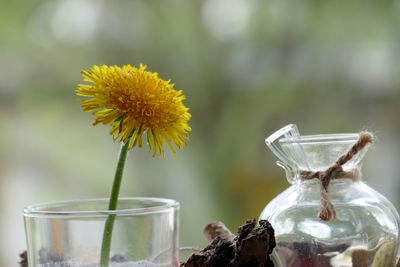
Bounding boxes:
260 124 400 267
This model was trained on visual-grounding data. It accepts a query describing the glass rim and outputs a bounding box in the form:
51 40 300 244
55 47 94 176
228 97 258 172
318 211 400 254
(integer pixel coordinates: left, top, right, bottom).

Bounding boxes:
23 197 180 217
279 133 360 144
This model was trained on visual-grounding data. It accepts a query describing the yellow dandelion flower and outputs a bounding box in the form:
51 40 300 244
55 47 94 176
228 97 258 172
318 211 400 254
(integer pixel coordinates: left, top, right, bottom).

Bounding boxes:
76 64 191 157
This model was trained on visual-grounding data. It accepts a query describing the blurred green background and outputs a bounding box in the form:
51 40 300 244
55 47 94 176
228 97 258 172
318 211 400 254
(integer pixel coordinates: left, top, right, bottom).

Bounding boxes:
2 0 400 265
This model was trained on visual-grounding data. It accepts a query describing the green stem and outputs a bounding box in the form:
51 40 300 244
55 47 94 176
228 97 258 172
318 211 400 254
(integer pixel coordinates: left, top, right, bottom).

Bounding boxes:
100 137 131 267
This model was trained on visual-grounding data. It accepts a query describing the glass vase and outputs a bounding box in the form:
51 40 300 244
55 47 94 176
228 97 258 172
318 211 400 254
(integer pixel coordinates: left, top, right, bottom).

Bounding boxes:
260 124 400 267
24 197 179 267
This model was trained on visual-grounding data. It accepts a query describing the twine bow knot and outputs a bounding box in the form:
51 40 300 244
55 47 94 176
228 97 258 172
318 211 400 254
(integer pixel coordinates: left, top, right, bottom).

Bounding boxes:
299 132 373 221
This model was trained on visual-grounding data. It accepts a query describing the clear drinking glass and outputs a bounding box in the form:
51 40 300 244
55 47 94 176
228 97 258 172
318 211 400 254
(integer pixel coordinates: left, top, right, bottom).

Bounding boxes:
260 124 400 267
24 197 179 267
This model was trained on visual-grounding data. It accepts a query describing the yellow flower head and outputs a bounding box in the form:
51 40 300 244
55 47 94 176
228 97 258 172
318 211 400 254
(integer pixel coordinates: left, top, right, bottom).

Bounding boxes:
76 64 191 157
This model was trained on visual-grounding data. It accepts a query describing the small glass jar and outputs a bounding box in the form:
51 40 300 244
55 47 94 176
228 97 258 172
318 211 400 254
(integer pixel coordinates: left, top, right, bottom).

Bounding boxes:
260 124 400 267
24 197 180 267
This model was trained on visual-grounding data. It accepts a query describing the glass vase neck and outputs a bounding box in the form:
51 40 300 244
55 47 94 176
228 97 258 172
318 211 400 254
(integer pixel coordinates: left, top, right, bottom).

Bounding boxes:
266 125 371 184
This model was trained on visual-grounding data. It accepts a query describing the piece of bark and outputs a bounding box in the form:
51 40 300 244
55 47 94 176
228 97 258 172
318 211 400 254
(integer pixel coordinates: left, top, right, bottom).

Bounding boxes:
182 219 275 267
185 237 236 267
232 220 275 266
19 251 27 267
203 221 235 242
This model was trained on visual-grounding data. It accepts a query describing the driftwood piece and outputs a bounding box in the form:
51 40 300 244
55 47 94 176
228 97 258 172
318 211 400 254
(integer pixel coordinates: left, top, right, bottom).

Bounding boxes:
19 251 27 267
203 221 235 242
182 219 276 267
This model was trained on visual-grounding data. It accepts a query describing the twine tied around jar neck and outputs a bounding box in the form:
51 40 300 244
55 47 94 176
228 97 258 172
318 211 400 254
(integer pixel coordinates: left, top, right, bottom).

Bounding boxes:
299 132 374 221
